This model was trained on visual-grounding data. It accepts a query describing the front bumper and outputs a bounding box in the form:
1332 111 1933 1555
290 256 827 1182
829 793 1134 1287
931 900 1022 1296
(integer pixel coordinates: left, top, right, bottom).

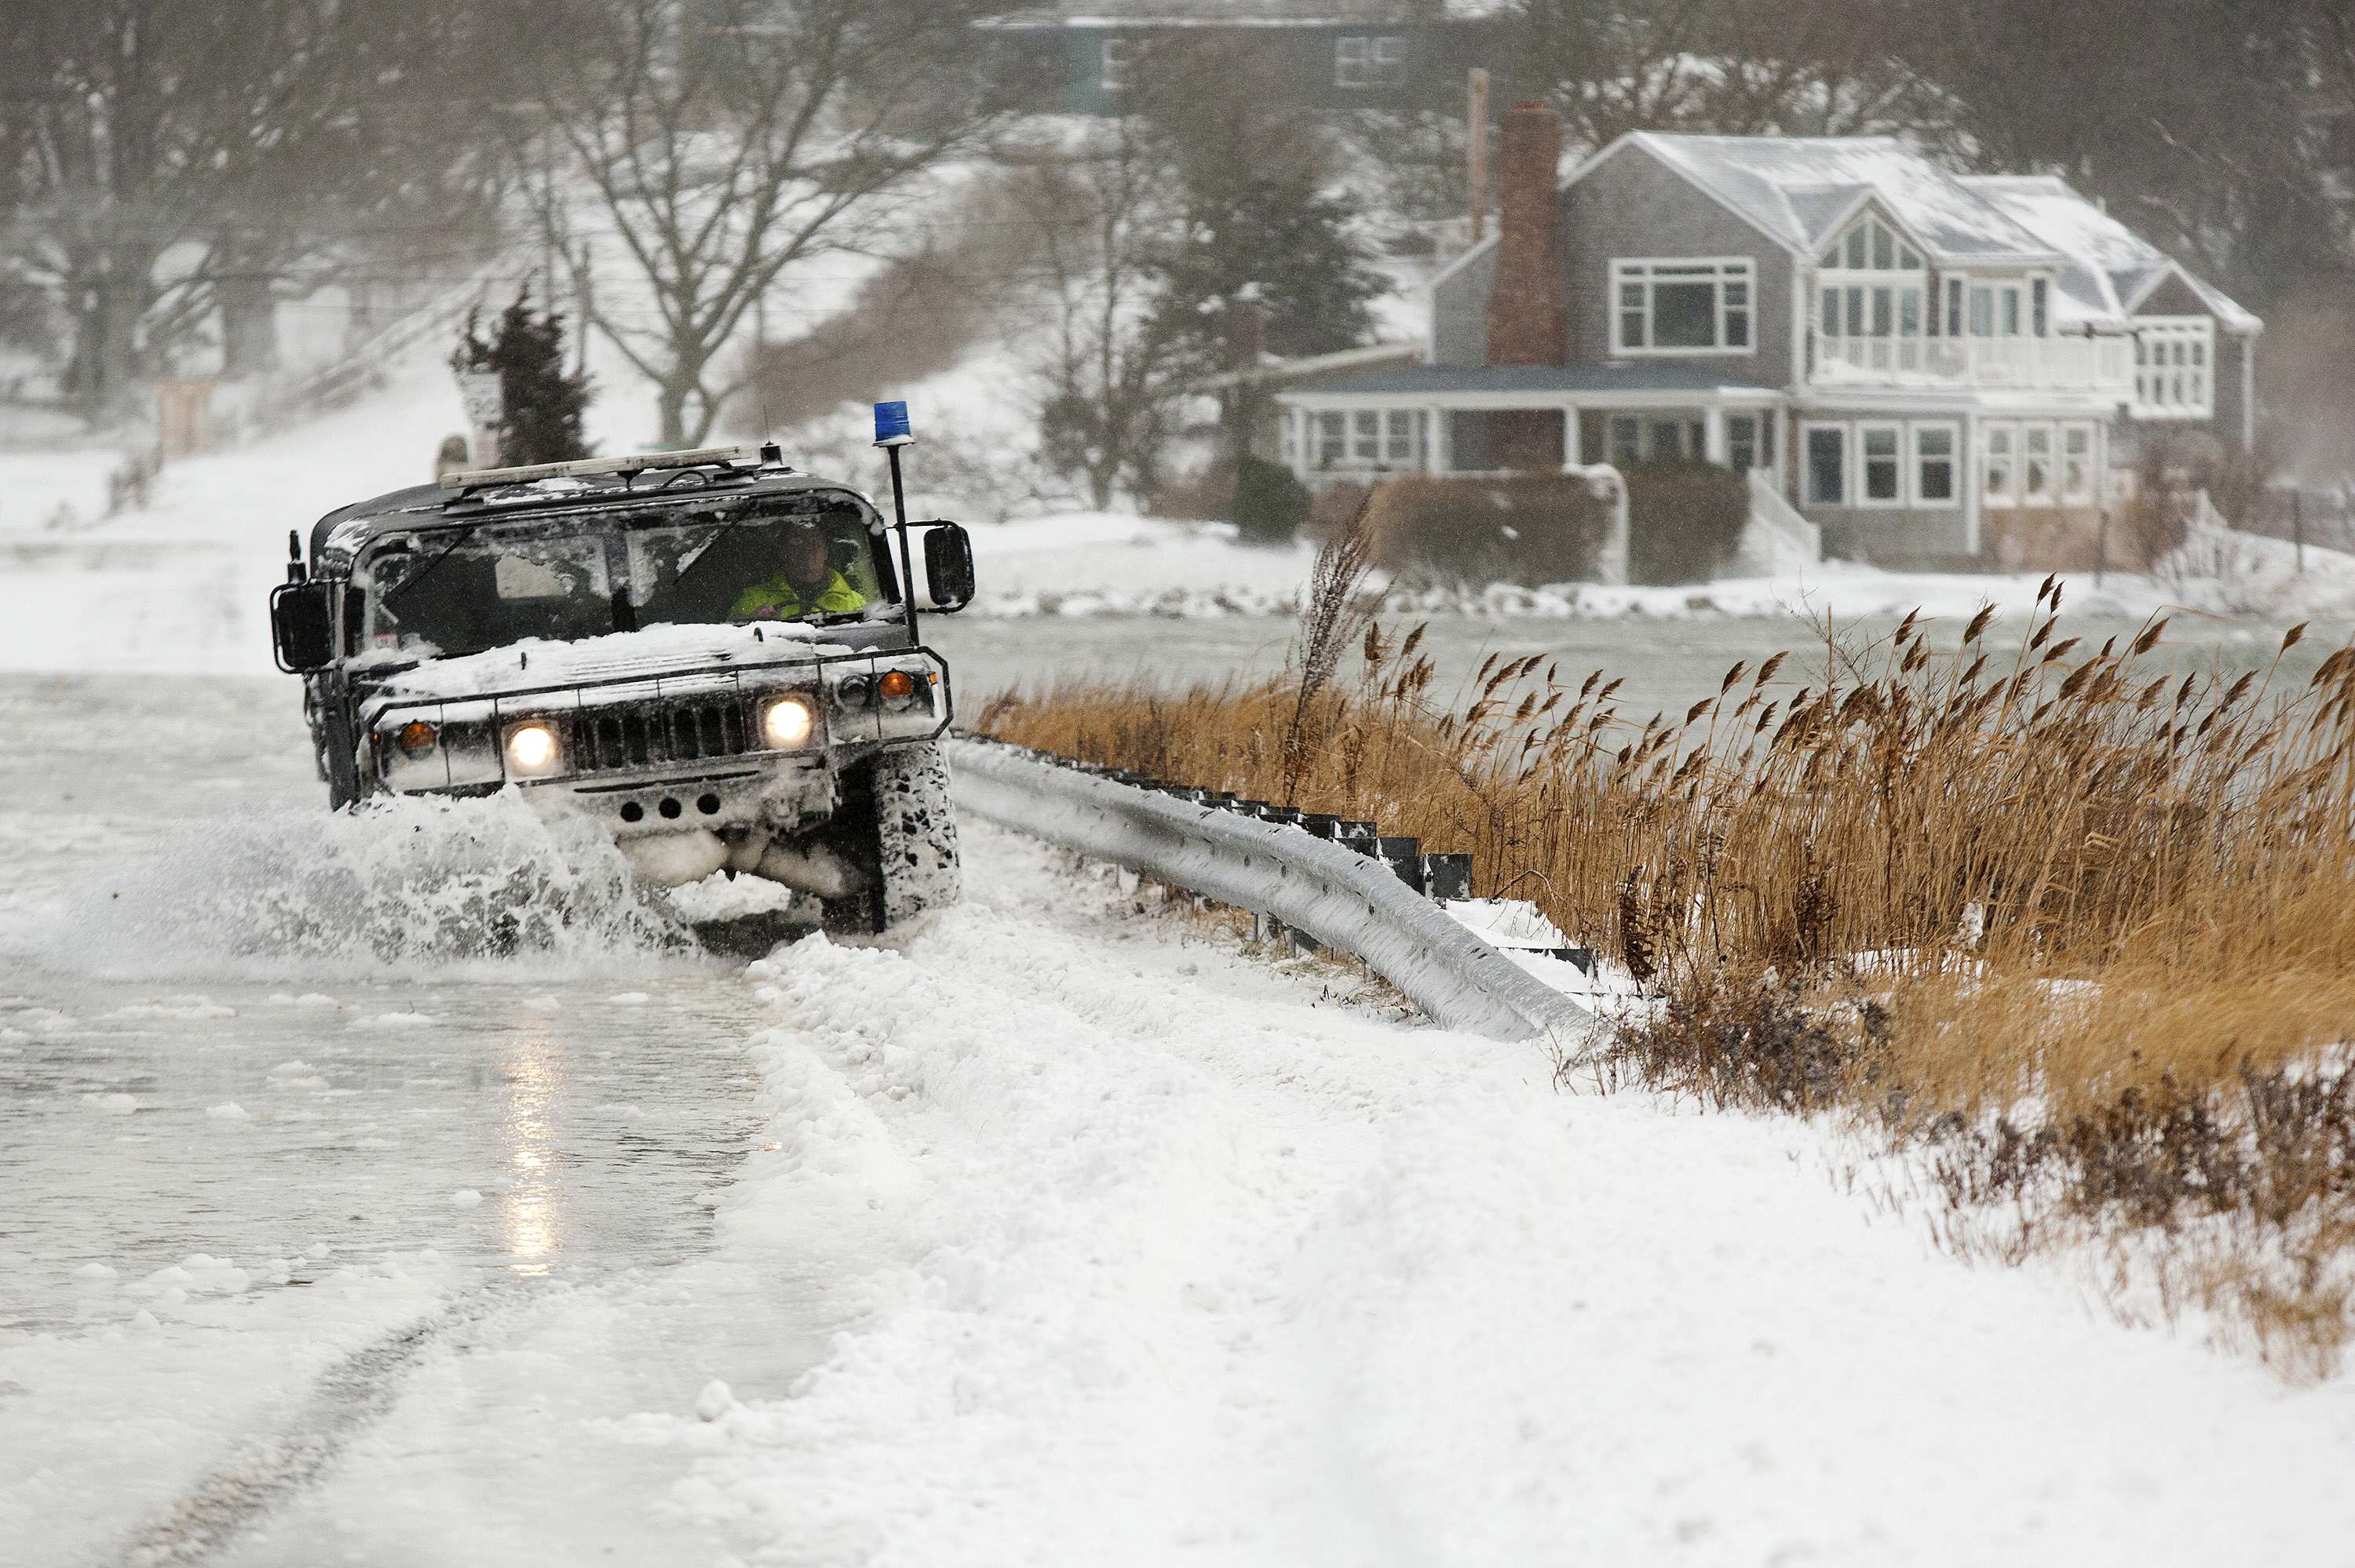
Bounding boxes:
358 645 950 833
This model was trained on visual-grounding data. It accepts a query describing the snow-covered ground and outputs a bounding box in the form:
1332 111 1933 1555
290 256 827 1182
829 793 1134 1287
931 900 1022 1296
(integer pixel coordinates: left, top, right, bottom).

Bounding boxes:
8 665 2355 1563
5 353 2354 1562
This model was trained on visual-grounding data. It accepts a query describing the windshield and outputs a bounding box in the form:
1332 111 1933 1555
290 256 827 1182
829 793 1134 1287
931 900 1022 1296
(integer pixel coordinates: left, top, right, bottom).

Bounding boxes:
354 497 889 662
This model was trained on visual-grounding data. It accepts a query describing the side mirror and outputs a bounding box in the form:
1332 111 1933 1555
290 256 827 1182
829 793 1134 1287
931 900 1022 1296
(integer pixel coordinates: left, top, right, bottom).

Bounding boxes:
920 522 976 613
270 581 336 673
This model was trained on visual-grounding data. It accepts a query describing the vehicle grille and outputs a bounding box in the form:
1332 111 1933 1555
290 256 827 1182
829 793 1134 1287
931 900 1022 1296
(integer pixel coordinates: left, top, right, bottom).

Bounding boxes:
571 700 749 773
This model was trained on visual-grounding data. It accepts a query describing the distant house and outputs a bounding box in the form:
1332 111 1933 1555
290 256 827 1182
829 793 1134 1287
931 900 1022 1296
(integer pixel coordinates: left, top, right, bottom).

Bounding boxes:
975 2 1502 118
1275 111 2265 572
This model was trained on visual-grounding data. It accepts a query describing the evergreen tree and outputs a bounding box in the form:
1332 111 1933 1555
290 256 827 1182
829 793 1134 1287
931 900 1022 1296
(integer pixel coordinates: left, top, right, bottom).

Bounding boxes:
451 290 593 466
1152 176 1385 366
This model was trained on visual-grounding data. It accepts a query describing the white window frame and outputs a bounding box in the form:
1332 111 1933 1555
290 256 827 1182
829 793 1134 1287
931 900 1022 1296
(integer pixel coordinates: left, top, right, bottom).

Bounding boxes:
1854 421 1907 509
1382 408 1421 468
1982 422 2017 509
2134 318 2215 419
1611 258 1756 357
1727 413 1759 472
2061 421 2096 505
1100 38 1139 91
1820 213 1926 275
2021 421 2057 507
1803 422 1850 507
1910 421 1960 509
1335 35 1404 88
1314 410 1345 470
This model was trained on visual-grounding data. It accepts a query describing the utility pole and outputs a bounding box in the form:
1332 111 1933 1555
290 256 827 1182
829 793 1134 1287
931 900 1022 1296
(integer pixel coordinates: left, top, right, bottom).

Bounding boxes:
2294 484 2306 574
539 126 557 309
575 242 593 380
1467 68 1491 245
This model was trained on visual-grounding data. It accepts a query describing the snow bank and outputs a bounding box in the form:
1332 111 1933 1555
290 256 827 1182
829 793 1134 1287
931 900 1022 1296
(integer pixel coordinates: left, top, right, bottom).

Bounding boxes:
605 829 2355 1564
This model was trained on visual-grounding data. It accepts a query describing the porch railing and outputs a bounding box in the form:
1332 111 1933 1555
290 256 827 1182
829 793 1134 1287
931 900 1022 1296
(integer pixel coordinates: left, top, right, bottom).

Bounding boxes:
1811 333 2134 391
1734 469 1821 577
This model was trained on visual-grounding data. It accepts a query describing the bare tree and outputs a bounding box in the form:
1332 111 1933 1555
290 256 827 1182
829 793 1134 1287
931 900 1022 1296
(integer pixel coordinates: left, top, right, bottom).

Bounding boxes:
0 0 512 418
513 0 1007 447
1509 0 1931 151
1009 120 1195 512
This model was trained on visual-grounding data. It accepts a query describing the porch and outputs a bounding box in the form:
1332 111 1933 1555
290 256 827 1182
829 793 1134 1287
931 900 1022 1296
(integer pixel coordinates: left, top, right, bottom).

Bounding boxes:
1273 364 1787 493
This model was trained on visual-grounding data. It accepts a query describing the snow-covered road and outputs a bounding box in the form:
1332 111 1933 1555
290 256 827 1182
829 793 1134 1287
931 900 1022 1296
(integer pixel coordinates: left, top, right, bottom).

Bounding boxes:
5 673 2355 1564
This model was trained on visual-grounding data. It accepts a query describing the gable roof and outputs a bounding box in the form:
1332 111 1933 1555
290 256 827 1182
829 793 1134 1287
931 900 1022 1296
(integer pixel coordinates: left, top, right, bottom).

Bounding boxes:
1604 134 2062 264
1960 175 2261 334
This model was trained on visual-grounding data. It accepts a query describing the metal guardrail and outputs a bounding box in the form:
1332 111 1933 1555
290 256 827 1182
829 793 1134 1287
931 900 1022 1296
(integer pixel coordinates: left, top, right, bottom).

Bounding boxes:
944 736 1595 1048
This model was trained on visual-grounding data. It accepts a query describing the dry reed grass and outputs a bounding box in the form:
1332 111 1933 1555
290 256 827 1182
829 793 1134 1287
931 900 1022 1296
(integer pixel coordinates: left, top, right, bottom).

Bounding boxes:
976 563 2355 1373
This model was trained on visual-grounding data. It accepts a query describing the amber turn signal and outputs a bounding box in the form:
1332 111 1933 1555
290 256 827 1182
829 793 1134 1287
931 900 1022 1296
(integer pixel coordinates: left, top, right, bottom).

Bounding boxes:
395 720 438 758
878 669 918 702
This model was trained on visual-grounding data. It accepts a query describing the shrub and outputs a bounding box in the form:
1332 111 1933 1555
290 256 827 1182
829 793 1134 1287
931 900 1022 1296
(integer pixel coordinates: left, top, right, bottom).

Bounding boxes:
1622 459 1746 585
1231 454 1312 544
1354 472 1616 586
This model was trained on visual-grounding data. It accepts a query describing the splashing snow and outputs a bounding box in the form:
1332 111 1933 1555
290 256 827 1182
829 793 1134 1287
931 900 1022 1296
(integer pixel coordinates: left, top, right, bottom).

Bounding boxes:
29 792 698 980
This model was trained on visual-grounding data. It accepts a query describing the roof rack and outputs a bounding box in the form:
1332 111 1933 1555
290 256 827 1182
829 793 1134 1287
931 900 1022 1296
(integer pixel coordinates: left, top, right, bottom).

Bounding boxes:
439 443 770 494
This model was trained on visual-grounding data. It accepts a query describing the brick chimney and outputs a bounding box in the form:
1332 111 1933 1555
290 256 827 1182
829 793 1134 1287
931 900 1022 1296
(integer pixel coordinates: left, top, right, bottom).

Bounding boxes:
1484 102 1568 368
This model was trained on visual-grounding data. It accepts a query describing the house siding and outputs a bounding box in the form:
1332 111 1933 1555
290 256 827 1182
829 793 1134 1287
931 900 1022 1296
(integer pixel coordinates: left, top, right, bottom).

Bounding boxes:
1814 507 1979 569
2214 330 2254 450
1431 243 1497 366
1559 145 1795 379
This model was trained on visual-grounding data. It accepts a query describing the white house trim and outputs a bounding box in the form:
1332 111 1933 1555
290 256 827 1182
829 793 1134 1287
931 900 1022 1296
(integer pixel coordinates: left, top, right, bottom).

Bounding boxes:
2122 260 2265 335
1808 191 1950 275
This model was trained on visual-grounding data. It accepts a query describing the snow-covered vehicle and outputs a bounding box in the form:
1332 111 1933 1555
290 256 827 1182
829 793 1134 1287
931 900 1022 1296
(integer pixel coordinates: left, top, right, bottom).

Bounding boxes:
267 436 976 934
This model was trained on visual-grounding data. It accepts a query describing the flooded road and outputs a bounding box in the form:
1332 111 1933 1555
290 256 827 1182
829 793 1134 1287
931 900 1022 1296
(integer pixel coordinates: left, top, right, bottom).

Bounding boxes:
0 673 807 1563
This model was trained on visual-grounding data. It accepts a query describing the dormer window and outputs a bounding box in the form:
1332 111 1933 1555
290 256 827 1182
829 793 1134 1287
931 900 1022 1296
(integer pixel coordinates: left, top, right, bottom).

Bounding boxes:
1817 213 1926 371
1820 214 1923 274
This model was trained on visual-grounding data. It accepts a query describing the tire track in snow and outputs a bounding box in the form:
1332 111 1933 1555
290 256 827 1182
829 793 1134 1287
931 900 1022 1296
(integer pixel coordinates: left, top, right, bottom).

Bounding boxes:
111 1290 502 1567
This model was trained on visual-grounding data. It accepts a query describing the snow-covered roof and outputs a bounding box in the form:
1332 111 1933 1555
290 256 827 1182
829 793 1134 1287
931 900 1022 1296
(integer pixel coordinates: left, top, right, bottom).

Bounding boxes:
1577 135 2261 335
1961 176 2261 334
1615 135 2062 264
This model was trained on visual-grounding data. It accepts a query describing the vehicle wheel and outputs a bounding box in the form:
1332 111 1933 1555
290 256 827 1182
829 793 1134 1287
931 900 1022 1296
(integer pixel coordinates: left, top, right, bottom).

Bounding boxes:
820 742 962 936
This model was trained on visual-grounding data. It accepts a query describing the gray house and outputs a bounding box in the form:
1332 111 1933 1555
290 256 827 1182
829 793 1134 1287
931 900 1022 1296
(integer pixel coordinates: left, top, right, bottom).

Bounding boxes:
1276 108 2264 571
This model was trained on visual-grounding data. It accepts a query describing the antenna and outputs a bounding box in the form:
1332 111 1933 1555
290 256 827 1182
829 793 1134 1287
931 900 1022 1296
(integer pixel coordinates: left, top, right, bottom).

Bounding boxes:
874 401 920 645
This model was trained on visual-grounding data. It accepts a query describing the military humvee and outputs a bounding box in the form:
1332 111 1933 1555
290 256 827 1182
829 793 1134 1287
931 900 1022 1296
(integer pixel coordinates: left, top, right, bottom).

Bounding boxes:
268 432 974 935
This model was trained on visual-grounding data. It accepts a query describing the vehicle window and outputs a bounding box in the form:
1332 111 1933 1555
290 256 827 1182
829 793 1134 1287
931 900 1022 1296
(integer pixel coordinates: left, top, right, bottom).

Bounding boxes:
356 499 886 662
630 505 884 629
362 532 615 660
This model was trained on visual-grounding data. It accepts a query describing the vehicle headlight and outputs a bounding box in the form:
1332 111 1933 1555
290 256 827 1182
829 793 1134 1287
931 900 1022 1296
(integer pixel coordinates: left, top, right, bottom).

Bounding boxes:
505 720 563 776
761 693 817 749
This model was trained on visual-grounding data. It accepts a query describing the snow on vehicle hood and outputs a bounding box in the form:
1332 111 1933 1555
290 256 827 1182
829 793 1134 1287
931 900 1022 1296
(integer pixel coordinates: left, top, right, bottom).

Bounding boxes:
369 621 840 700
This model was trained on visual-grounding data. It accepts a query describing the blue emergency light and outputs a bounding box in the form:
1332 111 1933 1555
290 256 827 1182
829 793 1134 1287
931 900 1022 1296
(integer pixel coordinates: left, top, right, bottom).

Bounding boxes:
873 401 914 447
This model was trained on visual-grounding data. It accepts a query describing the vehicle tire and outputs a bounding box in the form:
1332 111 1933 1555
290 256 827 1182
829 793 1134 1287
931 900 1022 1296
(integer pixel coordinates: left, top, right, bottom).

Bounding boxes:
820 742 962 936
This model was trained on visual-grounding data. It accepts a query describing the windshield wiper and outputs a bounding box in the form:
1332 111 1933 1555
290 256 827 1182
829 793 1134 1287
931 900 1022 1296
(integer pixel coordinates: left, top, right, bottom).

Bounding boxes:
380 523 483 609
665 505 754 596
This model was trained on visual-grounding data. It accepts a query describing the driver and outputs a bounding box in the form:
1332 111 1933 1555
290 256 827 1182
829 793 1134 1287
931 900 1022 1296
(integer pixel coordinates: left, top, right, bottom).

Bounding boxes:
730 520 867 622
